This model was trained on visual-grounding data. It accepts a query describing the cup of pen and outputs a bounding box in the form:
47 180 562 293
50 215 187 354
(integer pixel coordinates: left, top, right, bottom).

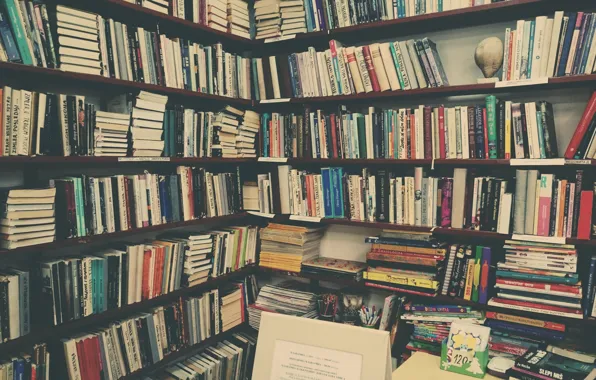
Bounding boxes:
359 306 381 328
318 293 338 322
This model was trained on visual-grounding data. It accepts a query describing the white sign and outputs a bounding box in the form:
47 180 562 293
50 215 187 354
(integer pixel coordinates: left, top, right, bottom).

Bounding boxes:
495 77 549 88
270 340 363 380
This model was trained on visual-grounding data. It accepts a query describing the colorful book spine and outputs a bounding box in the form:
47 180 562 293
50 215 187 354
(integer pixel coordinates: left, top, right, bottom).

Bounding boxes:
478 247 491 304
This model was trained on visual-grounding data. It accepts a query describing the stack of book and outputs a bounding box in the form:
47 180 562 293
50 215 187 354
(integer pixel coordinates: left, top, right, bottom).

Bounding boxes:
227 0 251 38
260 98 559 160
301 257 367 282
280 0 306 36
401 305 485 357
254 0 281 40
488 240 583 319
510 348 596 379
237 110 260 157
220 284 245 331
484 312 566 358
0 267 30 340
145 331 257 380
248 280 318 330
140 0 169 14
0 344 49 378
94 110 130 157
253 38 448 100
130 91 168 157
177 232 214 286
440 245 492 304
259 223 324 272
565 91 596 159
513 169 591 239
207 0 228 32
501 12 596 81
55 6 101 75
213 106 243 158
363 232 446 296
242 181 260 211
0 188 56 249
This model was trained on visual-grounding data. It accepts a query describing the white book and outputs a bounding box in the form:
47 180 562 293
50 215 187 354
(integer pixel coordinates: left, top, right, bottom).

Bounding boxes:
58 36 98 52
398 41 418 90
9 89 21 156
415 106 424 159
497 192 513 234
502 28 511 81
461 106 469 159
16 90 32 156
447 107 456 159
513 20 525 80
379 43 400 91
539 18 554 78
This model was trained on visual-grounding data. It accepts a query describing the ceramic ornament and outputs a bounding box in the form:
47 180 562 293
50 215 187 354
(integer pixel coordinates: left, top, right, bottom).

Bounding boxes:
474 37 504 83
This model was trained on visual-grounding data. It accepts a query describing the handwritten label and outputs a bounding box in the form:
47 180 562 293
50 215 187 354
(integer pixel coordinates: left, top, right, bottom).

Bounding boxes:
118 157 171 162
290 215 322 223
495 77 549 88
566 159 592 165
260 98 292 104
247 211 275 218
510 158 565 166
258 157 289 162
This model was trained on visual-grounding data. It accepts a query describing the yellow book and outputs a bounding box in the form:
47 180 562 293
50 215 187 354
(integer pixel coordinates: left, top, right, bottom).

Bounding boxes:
363 271 439 289
463 259 475 301
505 100 512 158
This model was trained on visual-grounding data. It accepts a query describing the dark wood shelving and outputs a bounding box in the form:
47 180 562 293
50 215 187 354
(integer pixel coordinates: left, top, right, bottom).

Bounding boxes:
0 62 251 106
256 75 596 106
0 213 250 256
0 156 256 165
0 266 256 357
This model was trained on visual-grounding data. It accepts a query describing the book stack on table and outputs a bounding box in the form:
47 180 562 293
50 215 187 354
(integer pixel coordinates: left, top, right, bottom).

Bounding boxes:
259 223 325 272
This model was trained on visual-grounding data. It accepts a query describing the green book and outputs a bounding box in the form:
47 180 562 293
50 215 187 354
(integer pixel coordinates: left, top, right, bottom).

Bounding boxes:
2 0 33 65
356 114 366 158
389 43 406 89
91 259 97 314
485 95 498 158
76 178 86 237
535 110 546 158
471 246 483 303
163 111 170 156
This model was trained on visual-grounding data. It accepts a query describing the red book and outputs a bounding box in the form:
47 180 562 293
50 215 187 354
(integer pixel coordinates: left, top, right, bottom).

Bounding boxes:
485 311 565 331
362 46 381 92
76 339 88 380
489 297 583 316
565 91 596 158
330 115 338 158
482 108 489 158
123 177 132 229
83 336 98 380
438 106 446 159
364 282 436 297
423 106 432 159
234 228 243 270
495 279 581 295
488 342 528 356
141 248 152 300
577 190 593 239
410 112 416 158
153 246 164 297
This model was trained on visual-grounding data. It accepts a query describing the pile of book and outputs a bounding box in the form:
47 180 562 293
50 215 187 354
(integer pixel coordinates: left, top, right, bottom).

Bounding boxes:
130 91 168 157
254 0 281 40
213 106 243 158
248 280 318 330
509 348 596 379
301 257 367 282
140 0 168 14
513 169 592 239
565 91 596 160
178 232 214 286
280 0 306 36
253 38 448 100
488 240 583 319
237 109 260 157
53 6 100 75
363 232 446 296
260 98 559 160
501 12 596 81
49 167 241 239
0 188 56 249
227 0 251 39
441 245 493 304
0 267 29 341
220 284 246 331
484 312 566 358
0 344 49 379
145 331 257 380
401 304 485 357
207 0 228 33
94 110 130 157
259 223 325 272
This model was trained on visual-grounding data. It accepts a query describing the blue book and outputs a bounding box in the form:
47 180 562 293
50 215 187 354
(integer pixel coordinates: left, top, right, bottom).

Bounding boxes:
474 106 485 159
262 113 270 157
159 176 170 222
526 21 536 78
495 269 579 284
579 15 596 74
169 175 181 222
288 54 302 97
0 8 19 62
313 115 321 158
486 320 565 341
251 59 260 100
315 0 326 30
13 358 24 380
321 168 334 217
303 0 314 31
584 255 596 318
331 167 344 218
572 13 591 75
556 12 578 77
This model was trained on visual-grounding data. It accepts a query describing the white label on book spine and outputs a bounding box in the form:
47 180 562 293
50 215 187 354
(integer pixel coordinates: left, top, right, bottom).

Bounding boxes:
510 158 565 166
259 98 292 104
289 215 322 223
264 34 296 43
566 159 592 165
247 211 275 218
258 157 288 162
118 157 171 162
495 77 549 88
511 234 566 245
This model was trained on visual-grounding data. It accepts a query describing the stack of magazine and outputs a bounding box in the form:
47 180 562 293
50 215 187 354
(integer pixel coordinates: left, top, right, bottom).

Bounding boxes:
259 223 325 272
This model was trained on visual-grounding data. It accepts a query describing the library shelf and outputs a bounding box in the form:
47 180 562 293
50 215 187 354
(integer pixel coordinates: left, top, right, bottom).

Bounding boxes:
0 266 257 357
0 213 251 256
255 75 596 106
0 156 257 166
283 158 510 166
0 62 252 106
120 323 251 379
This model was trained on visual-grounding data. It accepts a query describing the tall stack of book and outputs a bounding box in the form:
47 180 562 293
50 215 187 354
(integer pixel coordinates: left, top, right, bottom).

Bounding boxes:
237 109 260 158
280 0 306 36
94 110 130 157
401 305 485 357
55 6 101 75
488 240 583 319
227 0 250 38
440 245 493 304
177 233 214 286
141 0 169 14
0 188 56 249
131 91 168 157
220 284 246 331
510 348 596 380
301 257 367 282
0 267 29 340
363 232 446 296
247 280 318 329
207 0 228 32
484 312 566 358
259 223 325 272
213 106 243 158
254 0 281 40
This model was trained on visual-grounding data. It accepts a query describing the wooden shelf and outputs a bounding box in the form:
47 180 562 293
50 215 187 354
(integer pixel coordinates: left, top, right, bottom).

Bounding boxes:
0 266 256 356
256 75 596 106
0 62 252 106
0 213 251 256
0 156 256 165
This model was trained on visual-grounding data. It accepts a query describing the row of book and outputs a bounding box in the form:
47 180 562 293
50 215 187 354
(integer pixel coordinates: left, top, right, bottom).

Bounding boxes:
0 344 49 380
61 284 247 380
254 38 448 100
260 98 559 160
501 12 596 81
144 330 257 380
